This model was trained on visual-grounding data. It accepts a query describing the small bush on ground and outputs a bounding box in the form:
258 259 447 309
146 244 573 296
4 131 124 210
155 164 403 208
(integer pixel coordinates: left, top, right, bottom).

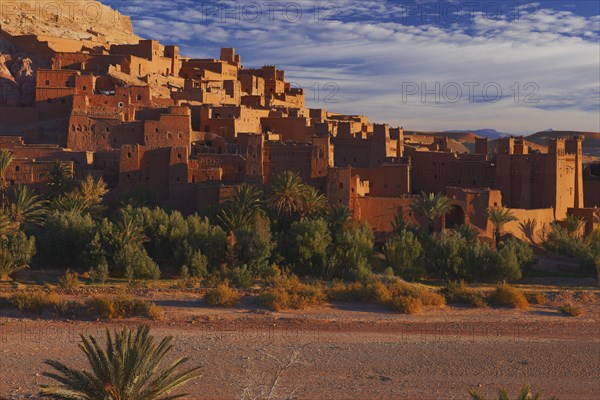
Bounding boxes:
258 275 326 311
387 279 445 308
11 291 60 314
327 278 444 314
204 282 241 307
488 283 529 309
7 291 79 318
228 265 255 289
468 385 558 400
442 281 487 308
85 295 164 320
89 262 109 284
525 292 546 305
559 303 583 317
58 269 81 289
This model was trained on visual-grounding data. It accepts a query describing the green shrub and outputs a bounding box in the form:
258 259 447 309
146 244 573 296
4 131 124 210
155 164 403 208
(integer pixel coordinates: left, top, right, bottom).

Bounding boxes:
544 225 600 275
424 232 529 282
383 229 423 279
443 281 487 307
204 282 241 307
119 207 227 273
283 218 331 277
229 265 255 289
258 275 326 311
89 262 109 284
58 269 81 289
328 222 375 281
37 211 95 267
234 215 274 275
0 231 36 280
188 251 209 278
488 283 529 309
559 303 583 317
86 218 160 281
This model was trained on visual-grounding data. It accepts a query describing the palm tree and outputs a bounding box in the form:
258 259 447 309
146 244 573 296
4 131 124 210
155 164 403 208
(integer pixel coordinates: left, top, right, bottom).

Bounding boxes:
45 160 74 199
53 191 89 214
231 183 263 215
268 171 305 222
0 208 18 238
42 325 202 400
301 186 328 218
565 214 585 238
484 206 518 248
328 205 352 238
115 214 147 248
53 176 109 217
218 206 255 233
80 175 108 217
456 224 480 241
218 184 264 232
411 192 452 235
7 185 48 228
468 385 558 400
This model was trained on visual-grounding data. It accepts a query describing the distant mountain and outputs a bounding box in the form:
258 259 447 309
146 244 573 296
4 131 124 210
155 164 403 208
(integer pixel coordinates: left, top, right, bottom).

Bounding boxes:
443 129 512 140
527 131 599 158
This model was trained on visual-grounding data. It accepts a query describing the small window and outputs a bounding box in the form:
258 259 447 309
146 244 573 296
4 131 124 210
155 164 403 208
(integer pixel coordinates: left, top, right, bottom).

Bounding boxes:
15 166 20 172
127 152 132 158
106 127 110 132
137 95 142 101
45 80 50 86
82 85 87 91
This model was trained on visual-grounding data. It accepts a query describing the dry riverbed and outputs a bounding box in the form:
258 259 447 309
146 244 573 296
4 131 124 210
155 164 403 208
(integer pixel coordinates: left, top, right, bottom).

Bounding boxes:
1 291 599 400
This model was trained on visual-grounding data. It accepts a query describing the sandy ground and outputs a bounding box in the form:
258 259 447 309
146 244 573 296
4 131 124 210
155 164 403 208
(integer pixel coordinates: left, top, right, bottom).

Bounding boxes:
1 295 599 400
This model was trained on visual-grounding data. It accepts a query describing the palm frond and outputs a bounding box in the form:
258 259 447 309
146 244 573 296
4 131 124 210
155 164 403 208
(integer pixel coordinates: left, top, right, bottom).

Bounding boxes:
42 325 202 400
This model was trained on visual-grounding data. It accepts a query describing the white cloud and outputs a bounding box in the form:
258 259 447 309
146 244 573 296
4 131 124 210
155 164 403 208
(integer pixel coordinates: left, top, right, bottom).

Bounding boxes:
105 0 600 133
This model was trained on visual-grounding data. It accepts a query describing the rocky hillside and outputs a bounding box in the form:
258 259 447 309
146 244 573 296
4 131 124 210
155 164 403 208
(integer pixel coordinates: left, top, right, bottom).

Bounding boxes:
0 0 139 44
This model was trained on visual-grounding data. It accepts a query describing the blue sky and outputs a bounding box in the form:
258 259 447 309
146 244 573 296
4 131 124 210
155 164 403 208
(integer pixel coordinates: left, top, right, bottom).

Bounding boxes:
104 0 600 134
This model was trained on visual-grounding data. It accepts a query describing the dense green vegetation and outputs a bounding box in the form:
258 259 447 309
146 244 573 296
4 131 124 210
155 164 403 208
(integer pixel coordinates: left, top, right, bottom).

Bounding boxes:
0 164 597 293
